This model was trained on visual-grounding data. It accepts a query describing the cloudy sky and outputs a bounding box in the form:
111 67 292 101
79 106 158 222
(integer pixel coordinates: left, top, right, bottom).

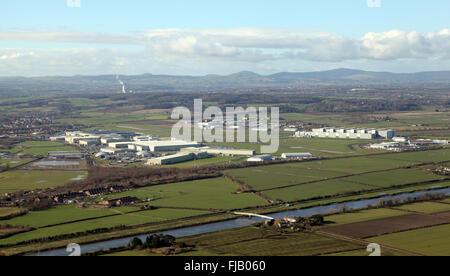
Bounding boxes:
1 0 450 76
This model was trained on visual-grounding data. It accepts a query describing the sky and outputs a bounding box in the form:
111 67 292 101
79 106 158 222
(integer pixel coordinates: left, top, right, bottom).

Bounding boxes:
1 0 450 76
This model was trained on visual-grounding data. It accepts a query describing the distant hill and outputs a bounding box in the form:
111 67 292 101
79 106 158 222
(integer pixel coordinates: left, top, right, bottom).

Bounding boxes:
1 68 450 95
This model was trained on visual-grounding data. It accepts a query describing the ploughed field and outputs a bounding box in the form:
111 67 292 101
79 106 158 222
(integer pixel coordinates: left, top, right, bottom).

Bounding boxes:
321 212 450 239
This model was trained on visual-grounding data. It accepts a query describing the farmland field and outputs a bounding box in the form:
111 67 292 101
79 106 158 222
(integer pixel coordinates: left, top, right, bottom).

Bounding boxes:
262 180 369 202
178 226 364 256
0 170 87 194
322 213 450 239
323 248 405 256
294 156 416 174
208 231 363 256
99 177 268 210
0 205 130 228
374 149 450 163
0 208 26 219
344 168 444 188
395 201 450 214
0 208 209 246
19 146 78 156
225 164 347 190
324 208 409 226
0 159 34 168
367 224 450 256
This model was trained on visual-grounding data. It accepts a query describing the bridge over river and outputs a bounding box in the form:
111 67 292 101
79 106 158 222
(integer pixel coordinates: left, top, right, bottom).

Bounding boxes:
233 212 275 220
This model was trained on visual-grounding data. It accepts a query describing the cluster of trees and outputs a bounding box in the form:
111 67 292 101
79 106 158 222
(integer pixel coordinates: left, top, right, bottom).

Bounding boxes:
129 234 182 250
374 193 447 208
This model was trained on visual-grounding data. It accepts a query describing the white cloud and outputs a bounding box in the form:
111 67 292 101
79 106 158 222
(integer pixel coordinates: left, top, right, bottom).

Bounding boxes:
1 28 450 76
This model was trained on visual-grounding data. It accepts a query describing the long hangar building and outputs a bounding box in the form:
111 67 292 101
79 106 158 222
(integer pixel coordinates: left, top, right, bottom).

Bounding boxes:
109 140 201 152
296 128 396 140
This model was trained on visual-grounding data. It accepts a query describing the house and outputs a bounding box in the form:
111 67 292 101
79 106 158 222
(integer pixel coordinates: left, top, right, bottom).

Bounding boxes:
100 196 138 207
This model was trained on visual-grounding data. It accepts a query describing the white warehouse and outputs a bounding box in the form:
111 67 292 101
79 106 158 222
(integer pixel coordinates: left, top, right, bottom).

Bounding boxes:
295 128 396 140
247 155 273 162
281 153 313 160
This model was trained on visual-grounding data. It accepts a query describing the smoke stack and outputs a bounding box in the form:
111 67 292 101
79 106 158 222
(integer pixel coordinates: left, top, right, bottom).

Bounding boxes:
119 80 126 94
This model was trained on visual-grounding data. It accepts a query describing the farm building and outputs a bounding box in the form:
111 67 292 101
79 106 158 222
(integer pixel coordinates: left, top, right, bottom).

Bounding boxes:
247 155 273 162
100 196 138 207
281 153 313 160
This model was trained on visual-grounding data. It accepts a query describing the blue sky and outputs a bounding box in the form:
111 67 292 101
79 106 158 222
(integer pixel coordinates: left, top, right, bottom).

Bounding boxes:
2 0 450 35
1 0 450 76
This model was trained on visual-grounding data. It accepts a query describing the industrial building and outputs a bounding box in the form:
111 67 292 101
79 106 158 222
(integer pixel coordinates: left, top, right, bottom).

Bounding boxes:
108 142 132 149
100 137 129 145
247 155 273 162
49 136 66 142
281 153 313 160
180 146 255 156
132 140 201 152
147 153 194 166
147 151 212 166
295 128 396 140
78 138 100 146
369 142 404 151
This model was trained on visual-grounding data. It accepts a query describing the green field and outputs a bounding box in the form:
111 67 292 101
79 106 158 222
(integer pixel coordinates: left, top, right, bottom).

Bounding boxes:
19 146 78 156
324 208 409 226
395 201 450 214
100 177 268 210
374 149 450 163
209 137 377 157
323 248 405 256
0 159 34 168
178 226 364 256
0 207 26 219
208 231 363 256
225 164 347 190
1 205 128 228
292 156 416 174
344 168 443 188
0 170 87 194
0 208 208 246
3 141 80 156
262 180 369 202
367 224 450 256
